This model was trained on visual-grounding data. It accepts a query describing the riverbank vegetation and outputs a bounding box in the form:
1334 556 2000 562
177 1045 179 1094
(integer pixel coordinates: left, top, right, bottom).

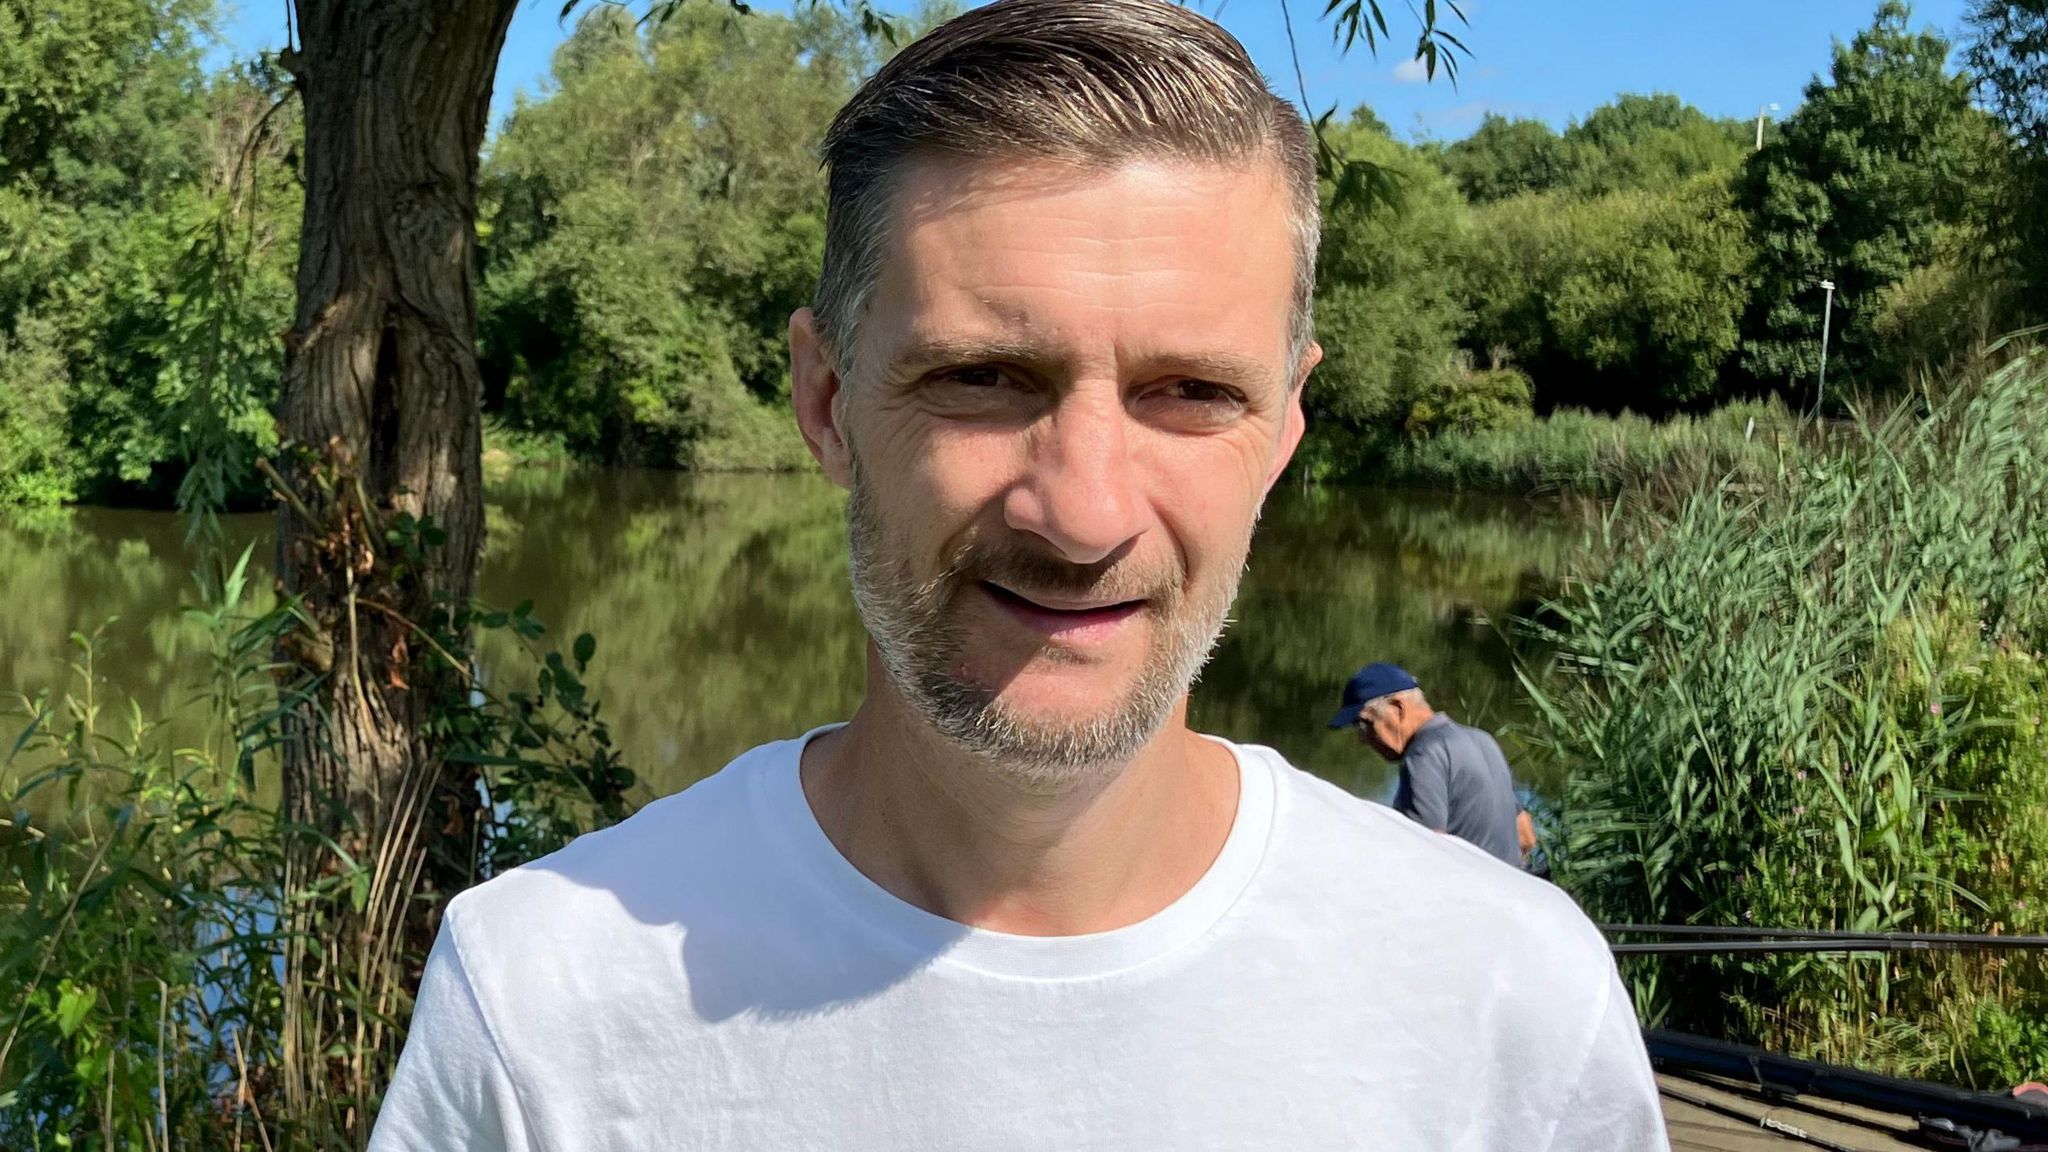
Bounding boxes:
2 541 638 1145
1535 348 2048 1084
3 1 2045 504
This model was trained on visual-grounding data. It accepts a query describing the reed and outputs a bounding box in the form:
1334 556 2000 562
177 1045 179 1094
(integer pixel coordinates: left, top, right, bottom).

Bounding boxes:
1528 347 2048 1085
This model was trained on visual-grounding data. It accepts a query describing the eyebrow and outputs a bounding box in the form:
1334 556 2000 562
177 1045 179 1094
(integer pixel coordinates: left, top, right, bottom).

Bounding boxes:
889 336 1053 377
886 337 1275 386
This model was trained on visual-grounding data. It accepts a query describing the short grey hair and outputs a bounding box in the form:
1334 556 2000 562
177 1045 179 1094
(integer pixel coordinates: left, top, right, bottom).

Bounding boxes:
814 0 1320 376
1361 687 1428 716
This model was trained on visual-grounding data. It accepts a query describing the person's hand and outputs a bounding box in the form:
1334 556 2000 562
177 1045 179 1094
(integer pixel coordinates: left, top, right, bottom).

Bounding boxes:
1517 809 1537 857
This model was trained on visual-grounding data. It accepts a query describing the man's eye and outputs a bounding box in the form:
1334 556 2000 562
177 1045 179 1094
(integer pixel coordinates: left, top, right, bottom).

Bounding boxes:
1136 378 1249 430
940 365 1007 389
1153 379 1246 408
919 364 1043 420
1170 380 1238 404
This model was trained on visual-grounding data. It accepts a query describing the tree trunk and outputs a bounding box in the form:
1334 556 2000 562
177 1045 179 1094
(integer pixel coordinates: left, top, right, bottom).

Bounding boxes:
272 0 515 1129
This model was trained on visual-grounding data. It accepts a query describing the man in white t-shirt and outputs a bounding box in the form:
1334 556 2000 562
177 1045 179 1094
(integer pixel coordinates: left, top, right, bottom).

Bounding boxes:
370 0 1669 1147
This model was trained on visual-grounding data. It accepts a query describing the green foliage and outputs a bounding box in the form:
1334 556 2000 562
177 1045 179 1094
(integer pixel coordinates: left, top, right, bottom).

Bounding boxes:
1438 114 1568 204
1369 401 1787 496
1965 0 2048 319
1417 94 1753 427
0 316 78 505
0 0 2037 505
1560 94 1749 198
0 0 211 201
1319 0 1470 84
1403 357 1534 440
1303 114 1501 476
1532 351 2048 1082
0 553 639 1145
1466 175 1751 411
1868 228 2020 387
1739 2 2003 397
478 5 869 470
0 1 299 509
1 595 291 1147
1437 95 1747 205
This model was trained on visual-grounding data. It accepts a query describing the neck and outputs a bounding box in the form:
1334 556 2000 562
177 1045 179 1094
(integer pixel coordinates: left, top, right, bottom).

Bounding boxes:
799 647 1240 936
1402 706 1438 747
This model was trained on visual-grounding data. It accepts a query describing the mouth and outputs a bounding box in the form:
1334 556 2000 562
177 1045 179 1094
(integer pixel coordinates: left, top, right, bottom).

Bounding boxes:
978 581 1147 640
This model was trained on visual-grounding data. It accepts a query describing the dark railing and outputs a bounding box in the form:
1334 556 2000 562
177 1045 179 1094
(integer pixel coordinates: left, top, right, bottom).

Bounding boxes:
1609 925 2048 1147
1647 1029 2048 1145
1604 923 2048 955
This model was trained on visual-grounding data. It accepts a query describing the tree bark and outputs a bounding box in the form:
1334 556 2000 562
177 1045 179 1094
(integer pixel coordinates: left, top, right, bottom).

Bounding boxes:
278 0 513 865
272 0 515 1125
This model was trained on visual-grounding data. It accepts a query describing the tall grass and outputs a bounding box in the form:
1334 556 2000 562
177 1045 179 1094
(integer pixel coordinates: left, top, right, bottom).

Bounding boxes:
1373 400 1792 496
1528 349 2048 1085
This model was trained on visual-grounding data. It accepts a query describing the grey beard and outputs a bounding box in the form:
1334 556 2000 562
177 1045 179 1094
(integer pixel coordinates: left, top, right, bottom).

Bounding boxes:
844 469 1244 792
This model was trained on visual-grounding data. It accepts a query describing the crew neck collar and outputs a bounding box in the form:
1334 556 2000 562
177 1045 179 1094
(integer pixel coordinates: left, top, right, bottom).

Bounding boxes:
752 724 1275 982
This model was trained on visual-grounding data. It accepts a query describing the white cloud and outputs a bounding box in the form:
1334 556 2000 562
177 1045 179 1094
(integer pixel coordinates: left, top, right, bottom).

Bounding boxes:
1392 57 1430 84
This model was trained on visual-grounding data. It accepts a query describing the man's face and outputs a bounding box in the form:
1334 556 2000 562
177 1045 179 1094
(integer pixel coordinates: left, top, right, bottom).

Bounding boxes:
793 155 1316 785
1355 702 1404 762
1351 696 1417 758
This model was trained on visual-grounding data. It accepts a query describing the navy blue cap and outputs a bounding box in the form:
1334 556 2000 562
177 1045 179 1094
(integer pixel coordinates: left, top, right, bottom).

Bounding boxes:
1328 662 1420 728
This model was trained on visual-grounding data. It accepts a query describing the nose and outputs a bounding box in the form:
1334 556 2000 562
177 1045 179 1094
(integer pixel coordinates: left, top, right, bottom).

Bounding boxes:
1002 385 1148 565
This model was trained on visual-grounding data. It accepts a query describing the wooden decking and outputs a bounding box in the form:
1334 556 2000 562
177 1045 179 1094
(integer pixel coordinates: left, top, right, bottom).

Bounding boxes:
1659 1072 1926 1151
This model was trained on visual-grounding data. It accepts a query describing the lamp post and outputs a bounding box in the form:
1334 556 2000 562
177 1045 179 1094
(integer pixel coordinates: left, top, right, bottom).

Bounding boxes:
1754 102 1780 151
1814 278 1835 417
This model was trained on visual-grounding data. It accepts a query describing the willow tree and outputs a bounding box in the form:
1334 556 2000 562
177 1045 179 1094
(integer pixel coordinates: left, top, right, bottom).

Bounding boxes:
274 0 510 900
268 3 521 1130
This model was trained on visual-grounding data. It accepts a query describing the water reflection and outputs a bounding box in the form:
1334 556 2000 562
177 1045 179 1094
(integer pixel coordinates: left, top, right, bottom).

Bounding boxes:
1 472 1580 807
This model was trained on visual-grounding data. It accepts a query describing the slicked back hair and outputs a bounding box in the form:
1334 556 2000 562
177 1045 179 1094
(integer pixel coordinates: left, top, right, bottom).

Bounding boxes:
814 0 1320 376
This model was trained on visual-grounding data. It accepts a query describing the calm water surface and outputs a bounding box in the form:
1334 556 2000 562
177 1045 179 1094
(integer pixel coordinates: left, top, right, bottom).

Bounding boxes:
1 470 1585 808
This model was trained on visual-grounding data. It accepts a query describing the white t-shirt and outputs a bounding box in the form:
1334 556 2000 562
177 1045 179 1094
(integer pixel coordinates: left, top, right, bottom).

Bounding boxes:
371 729 1667 1151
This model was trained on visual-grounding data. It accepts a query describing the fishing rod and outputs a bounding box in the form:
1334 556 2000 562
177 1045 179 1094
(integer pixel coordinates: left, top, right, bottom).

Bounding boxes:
1603 924 2048 956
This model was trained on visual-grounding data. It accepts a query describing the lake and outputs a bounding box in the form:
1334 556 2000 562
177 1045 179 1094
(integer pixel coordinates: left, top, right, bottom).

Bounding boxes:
0 469 1585 810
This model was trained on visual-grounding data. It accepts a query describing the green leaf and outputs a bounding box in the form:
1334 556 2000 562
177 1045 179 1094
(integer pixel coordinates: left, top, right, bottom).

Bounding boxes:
573 632 596 667
55 981 97 1038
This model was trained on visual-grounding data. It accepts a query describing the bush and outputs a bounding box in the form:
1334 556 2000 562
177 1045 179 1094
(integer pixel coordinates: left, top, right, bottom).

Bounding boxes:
1403 357 1534 439
1529 349 2048 1083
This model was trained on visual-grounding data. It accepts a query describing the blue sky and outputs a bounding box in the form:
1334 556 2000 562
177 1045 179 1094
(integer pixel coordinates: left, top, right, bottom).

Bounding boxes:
213 0 1973 142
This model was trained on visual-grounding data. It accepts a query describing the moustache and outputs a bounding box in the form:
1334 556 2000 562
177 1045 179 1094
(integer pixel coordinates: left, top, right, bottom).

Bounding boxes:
940 540 1185 609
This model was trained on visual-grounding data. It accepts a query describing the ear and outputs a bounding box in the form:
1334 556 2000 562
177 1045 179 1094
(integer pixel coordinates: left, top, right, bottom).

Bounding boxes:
1263 341 1320 492
790 308 854 489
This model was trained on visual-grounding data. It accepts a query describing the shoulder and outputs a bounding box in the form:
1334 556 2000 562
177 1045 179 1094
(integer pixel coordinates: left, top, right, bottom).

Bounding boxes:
1234 742 1615 994
440 733 802 953
1403 719 1457 763
1457 719 1508 757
